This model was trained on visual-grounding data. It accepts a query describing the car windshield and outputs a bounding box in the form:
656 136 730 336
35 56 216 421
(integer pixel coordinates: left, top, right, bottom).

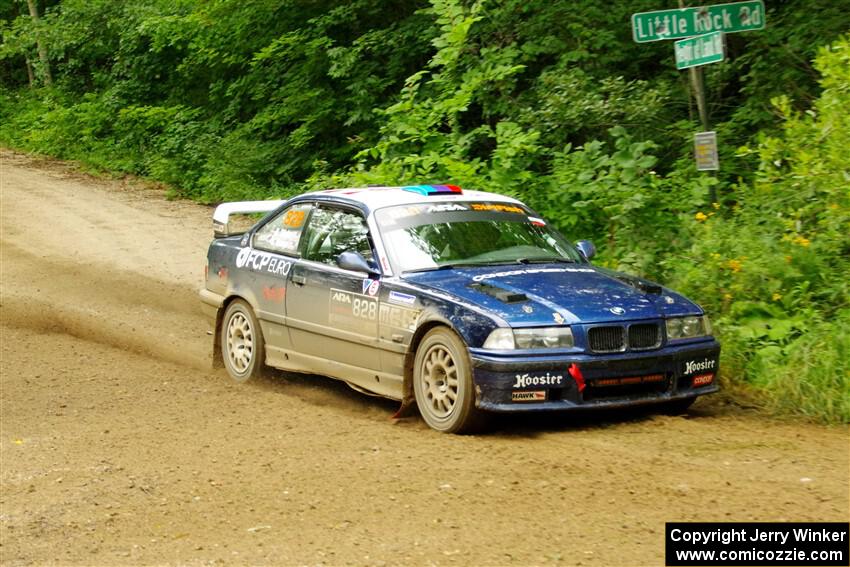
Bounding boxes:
375 201 583 273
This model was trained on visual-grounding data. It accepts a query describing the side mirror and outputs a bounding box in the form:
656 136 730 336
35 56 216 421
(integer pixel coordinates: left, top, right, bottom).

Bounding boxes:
337 251 379 276
576 240 596 261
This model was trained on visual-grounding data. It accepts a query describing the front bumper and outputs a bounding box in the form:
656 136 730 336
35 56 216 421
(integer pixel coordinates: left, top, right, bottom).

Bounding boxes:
470 339 720 412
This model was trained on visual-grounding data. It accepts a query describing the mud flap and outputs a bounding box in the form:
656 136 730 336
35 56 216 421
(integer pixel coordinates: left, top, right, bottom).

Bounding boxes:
391 396 417 419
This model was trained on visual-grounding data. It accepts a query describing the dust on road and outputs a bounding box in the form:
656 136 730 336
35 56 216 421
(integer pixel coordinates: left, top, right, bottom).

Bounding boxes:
1 149 847 566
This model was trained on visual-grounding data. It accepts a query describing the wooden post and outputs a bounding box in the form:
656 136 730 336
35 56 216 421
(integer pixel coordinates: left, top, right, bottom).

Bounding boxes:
26 0 53 86
25 57 35 87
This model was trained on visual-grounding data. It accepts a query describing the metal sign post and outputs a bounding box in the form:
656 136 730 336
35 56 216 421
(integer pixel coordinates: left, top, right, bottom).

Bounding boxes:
631 1 765 186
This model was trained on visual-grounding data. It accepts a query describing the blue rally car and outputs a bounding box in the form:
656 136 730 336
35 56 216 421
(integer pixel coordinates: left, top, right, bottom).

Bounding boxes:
200 184 720 433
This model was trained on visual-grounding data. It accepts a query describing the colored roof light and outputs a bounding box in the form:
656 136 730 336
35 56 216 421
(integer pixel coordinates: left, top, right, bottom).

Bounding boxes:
402 184 463 196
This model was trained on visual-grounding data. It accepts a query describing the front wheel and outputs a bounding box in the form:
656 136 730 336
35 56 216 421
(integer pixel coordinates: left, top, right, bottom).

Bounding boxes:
413 327 485 434
221 299 266 382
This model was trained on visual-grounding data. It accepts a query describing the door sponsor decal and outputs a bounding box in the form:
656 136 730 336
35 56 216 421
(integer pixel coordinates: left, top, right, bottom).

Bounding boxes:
362 278 381 297
379 303 418 332
235 248 292 276
388 291 416 306
262 286 285 303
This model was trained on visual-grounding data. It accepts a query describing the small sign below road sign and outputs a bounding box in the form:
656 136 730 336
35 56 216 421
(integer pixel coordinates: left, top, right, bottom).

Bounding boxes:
694 131 719 171
676 31 725 70
632 0 765 43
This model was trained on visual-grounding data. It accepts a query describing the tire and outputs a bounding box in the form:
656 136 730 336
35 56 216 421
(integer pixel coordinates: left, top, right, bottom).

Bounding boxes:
413 327 485 434
663 396 697 415
221 299 266 382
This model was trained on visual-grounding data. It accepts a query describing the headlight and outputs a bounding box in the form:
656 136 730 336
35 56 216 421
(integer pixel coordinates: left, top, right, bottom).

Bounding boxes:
483 327 574 350
666 315 711 340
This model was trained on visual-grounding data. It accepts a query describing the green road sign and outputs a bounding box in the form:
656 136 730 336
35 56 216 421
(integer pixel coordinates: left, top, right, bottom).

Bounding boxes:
632 0 765 43
675 31 725 69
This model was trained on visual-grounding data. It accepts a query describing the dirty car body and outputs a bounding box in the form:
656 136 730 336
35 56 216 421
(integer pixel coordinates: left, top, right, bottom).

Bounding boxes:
200 185 720 433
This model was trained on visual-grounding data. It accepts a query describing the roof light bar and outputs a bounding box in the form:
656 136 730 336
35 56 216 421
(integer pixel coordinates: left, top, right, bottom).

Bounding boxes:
402 184 463 196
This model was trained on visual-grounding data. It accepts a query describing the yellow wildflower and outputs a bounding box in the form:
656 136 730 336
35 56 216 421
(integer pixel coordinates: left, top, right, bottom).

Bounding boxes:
712 202 720 210
792 235 811 247
723 293 733 301
772 293 783 301
710 253 721 260
727 259 742 273
695 212 708 222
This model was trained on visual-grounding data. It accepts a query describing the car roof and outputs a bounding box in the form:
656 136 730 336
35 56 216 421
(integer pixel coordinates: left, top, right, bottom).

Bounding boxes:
306 186 524 213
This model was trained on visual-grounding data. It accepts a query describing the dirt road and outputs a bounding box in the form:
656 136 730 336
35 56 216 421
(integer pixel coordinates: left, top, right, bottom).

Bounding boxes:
1 149 847 566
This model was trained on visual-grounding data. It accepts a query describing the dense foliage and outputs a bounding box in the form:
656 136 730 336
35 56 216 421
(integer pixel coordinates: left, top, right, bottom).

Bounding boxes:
1 0 848 421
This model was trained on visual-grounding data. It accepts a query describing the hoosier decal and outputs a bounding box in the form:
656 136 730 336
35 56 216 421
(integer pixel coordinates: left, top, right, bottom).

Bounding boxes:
513 372 564 389
683 358 716 376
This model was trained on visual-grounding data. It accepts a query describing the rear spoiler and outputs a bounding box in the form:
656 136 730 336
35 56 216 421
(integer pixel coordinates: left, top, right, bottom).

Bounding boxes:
212 200 286 237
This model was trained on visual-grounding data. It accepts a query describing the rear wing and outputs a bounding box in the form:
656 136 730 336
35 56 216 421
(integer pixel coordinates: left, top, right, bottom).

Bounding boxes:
212 200 286 237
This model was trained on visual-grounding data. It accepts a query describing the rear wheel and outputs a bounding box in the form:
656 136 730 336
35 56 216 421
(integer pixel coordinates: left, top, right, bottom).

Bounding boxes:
413 327 485 434
221 299 265 382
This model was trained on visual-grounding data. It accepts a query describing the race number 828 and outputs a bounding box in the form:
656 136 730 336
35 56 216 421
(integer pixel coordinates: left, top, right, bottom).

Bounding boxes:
353 298 377 320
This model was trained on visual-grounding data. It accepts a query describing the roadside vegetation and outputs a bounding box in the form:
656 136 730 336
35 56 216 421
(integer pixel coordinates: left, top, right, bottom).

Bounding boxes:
1 0 847 422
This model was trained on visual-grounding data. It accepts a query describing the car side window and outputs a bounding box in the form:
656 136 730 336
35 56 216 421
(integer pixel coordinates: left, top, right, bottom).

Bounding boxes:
253 203 312 256
301 207 375 266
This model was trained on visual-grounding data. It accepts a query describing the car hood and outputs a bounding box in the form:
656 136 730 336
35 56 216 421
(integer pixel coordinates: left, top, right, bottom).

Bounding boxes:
402 263 702 326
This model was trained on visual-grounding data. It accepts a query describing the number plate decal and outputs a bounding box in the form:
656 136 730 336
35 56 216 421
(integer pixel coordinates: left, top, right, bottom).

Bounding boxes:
329 288 378 334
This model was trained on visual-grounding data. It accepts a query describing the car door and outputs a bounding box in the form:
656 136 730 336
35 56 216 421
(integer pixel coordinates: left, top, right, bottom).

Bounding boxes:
285 204 383 371
249 202 312 355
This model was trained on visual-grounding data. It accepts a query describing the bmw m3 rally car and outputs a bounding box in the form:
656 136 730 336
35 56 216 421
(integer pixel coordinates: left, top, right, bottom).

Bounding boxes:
200 184 720 433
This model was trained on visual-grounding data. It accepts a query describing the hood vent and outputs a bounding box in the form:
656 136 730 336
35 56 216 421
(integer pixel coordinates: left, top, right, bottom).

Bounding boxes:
612 274 662 295
470 282 528 304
